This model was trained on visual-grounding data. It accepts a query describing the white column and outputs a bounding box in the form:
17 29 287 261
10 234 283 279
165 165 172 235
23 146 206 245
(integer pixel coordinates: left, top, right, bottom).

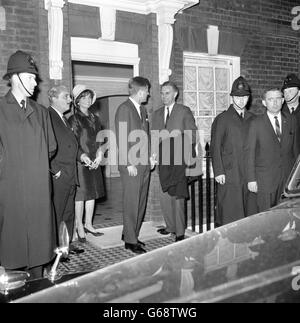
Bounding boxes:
207 25 219 56
0 6 6 31
45 0 65 80
156 9 175 84
99 6 116 40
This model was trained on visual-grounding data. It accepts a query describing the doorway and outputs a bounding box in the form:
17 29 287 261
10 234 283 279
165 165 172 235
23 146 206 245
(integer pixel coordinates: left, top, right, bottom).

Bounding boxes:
71 60 133 227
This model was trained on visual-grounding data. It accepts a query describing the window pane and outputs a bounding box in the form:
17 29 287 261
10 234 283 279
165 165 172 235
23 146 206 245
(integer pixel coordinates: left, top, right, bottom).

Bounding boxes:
216 93 229 111
199 92 214 116
184 92 197 115
196 117 213 143
184 66 197 90
215 68 229 91
198 67 214 91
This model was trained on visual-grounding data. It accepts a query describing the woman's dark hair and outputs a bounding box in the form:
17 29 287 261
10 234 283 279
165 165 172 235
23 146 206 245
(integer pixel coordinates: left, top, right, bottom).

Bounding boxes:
75 89 94 108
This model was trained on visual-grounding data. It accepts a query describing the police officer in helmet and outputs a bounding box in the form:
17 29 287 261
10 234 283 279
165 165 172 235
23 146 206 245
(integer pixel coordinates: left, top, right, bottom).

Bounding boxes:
211 76 255 226
0 50 57 278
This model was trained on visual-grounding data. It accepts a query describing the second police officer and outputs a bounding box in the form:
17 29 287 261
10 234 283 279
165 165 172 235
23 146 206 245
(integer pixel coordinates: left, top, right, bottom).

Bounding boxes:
211 76 255 226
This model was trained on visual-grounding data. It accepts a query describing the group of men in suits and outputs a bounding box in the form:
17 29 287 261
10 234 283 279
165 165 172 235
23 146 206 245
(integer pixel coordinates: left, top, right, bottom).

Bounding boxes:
211 74 300 226
115 78 199 254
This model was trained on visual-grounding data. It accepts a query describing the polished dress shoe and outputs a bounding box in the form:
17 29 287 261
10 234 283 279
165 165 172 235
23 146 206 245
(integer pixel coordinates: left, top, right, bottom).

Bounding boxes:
121 234 145 247
175 235 185 242
157 228 172 235
125 243 146 254
60 256 70 263
137 239 145 247
84 227 104 237
69 244 85 255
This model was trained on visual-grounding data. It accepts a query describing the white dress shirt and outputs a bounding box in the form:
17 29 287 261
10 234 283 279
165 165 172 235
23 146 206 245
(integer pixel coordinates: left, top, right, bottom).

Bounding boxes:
164 102 175 123
129 97 141 119
267 111 282 135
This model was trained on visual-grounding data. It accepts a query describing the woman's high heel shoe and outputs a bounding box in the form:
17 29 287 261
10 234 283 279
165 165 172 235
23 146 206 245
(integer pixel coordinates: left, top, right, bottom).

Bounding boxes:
84 227 104 237
76 229 86 243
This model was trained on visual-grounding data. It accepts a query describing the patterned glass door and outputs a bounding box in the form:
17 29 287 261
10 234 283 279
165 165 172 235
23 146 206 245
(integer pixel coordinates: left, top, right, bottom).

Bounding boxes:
183 55 233 145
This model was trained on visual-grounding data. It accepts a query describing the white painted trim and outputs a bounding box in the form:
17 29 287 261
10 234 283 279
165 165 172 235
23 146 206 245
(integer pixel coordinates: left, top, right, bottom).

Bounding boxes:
75 76 130 84
68 0 199 15
183 52 240 81
71 37 140 75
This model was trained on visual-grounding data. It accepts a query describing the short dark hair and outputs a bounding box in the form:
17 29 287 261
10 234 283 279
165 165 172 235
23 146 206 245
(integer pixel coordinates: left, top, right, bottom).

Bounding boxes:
262 88 282 100
128 77 150 96
161 81 179 94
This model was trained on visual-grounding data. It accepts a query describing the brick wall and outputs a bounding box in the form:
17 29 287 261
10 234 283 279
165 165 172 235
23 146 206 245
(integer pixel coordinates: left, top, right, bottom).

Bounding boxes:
0 0 40 97
172 0 300 111
0 0 72 107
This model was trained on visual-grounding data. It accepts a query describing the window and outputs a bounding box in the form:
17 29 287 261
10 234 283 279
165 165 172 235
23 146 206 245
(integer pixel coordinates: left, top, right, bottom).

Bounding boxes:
183 53 240 144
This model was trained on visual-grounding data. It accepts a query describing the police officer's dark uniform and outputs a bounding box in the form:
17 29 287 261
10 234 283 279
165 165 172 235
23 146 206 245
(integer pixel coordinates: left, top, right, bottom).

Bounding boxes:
211 77 255 226
281 74 300 140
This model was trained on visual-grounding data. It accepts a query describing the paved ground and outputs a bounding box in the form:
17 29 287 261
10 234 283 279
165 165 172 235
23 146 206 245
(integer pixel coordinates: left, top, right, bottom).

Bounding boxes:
55 222 178 277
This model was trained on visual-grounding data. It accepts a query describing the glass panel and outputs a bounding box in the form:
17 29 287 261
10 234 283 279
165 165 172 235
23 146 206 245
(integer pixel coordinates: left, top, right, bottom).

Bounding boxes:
199 92 214 116
184 66 197 91
216 93 229 111
184 92 197 115
198 67 214 91
196 117 213 143
216 68 229 91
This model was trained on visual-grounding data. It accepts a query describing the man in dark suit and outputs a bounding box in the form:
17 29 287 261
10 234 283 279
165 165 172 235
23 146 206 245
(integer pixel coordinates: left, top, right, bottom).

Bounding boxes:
246 88 299 213
48 85 92 257
151 81 199 242
281 74 300 138
115 77 153 254
211 76 255 226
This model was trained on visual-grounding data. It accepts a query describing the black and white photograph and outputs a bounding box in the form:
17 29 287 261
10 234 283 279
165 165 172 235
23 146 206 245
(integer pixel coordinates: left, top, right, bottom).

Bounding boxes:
0 0 300 306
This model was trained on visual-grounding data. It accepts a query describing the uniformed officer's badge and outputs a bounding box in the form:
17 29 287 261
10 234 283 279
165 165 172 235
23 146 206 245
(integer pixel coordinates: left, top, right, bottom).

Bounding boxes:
238 83 244 90
27 54 36 67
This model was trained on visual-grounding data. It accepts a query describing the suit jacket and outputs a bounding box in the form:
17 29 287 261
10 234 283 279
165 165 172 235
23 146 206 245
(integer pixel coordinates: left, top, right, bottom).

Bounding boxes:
151 103 199 198
49 107 81 185
211 105 255 185
246 111 299 193
115 98 150 171
282 102 300 140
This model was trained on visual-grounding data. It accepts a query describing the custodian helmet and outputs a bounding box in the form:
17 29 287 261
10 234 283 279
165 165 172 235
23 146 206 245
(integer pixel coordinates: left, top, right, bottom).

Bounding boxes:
230 76 251 97
281 73 300 91
3 50 38 80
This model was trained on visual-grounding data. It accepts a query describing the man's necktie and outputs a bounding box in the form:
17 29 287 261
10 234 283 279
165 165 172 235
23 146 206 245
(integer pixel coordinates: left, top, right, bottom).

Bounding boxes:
291 108 295 114
165 106 170 126
274 116 281 142
240 112 243 119
20 100 26 111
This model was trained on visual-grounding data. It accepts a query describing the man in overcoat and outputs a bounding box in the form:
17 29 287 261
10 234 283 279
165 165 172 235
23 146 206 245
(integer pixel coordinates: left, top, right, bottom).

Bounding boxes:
246 88 299 212
151 81 199 241
115 77 152 254
0 50 57 278
211 76 255 226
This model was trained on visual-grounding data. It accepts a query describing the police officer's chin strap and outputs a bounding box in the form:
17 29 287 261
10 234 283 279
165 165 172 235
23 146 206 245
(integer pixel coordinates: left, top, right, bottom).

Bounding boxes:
285 91 299 104
17 74 32 96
